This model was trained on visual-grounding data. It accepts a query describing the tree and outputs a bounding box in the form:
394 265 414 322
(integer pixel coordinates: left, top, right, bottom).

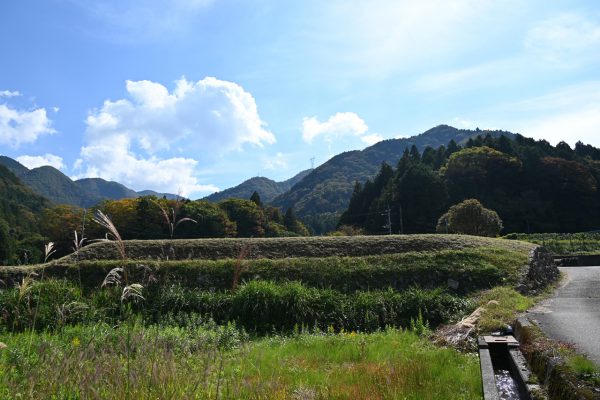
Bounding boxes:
283 207 298 231
180 200 236 238
437 199 503 237
250 191 263 208
0 217 14 264
219 198 265 237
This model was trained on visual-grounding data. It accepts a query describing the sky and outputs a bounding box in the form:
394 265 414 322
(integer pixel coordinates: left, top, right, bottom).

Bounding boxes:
1 0 600 198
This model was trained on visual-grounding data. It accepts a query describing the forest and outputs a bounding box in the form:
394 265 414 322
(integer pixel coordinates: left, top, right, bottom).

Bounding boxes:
339 134 600 235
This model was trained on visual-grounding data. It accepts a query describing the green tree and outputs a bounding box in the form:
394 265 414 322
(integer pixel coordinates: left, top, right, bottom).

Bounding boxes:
181 200 236 238
0 217 14 264
250 191 263 208
437 199 503 237
219 198 265 237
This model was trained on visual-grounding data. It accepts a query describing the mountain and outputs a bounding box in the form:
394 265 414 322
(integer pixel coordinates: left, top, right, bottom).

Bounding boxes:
20 166 103 208
0 156 178 207
75 178 138 200
0 164 49 236
203 169 312 203
0 156 29 177
137 190 180 200
271 125 516 218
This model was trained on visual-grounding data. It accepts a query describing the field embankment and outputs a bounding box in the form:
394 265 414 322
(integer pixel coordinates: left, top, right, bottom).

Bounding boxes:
0 234 553 399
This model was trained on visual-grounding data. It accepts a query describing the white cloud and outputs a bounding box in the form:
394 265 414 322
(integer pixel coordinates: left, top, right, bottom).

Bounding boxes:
360 133 384 146
264 152 289 170
305 0 521 78
16 154 65 170
524 13 600 67
0 90 21 98
76 76 273 196
302 112 368 143
0 104 55 148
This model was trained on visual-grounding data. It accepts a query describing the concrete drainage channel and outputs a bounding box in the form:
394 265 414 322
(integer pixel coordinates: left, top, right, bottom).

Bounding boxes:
479 334 540 399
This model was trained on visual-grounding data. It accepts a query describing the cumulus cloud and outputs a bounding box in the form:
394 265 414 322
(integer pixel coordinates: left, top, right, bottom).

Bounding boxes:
0 103 55 148
76 76 273 196
0 90 21 98
16 154 65 170
302 112 368 143
360 133 384 146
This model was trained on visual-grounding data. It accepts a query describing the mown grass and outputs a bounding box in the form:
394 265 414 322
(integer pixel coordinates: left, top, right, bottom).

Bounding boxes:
51 234 535 262
0 325 482 399
1 247 531 294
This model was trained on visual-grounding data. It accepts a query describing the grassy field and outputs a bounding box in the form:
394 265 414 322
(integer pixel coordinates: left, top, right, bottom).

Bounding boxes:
505 232 600 255
51 234 535 262
0 325 482 399
0 234 541 398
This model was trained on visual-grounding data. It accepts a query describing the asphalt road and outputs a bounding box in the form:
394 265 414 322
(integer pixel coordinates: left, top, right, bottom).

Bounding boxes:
528 266 600 366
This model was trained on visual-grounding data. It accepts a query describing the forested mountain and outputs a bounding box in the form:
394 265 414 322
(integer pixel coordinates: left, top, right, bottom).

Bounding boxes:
136 190 180 200
0 165 49 264
271 125 515 226
204 169 312 203
339 134 600 234
76 178 138 200
20 166 103 208
0 156 177 207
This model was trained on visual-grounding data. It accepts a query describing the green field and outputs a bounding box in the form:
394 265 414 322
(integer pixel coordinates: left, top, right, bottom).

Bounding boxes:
0 234 539 398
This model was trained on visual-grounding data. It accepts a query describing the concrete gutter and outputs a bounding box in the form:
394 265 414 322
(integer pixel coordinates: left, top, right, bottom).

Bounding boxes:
479 335 534 400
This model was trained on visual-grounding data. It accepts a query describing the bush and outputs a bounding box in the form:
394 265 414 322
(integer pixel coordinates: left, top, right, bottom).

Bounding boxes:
437 199 503 237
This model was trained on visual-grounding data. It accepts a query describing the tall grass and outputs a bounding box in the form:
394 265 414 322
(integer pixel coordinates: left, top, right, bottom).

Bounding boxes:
0 325 482 399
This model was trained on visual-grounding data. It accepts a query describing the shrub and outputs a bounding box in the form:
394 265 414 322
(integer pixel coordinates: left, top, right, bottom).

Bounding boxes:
437 199 503 237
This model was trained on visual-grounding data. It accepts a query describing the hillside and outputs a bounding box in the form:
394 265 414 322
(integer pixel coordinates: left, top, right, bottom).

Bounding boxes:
204 169 311 203
0 156 29 177
0 164 49 229
75 178 138 200
0 156 178 207
271 125 515 218
20 166 103 208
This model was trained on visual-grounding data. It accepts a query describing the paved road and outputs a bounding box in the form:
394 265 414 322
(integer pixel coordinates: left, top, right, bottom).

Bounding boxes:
528 266 600 366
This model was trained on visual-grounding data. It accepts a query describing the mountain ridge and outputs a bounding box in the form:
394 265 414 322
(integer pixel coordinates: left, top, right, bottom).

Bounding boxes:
0 157 179 207
271 125 516 218
203 169 312 203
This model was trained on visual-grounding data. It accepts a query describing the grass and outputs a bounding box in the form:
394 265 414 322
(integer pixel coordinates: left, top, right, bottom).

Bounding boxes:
1 247 531 294
505 232 600 255
476 286 534 332
49 234 535 262
0 325 482 399
0 279 471 334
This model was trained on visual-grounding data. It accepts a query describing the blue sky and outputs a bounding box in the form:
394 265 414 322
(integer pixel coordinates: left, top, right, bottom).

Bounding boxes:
1 0 600 198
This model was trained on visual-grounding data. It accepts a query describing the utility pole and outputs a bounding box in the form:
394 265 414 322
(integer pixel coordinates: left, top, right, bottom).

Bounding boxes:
310 157 315 169
399 205 404 234
386 207 392 235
